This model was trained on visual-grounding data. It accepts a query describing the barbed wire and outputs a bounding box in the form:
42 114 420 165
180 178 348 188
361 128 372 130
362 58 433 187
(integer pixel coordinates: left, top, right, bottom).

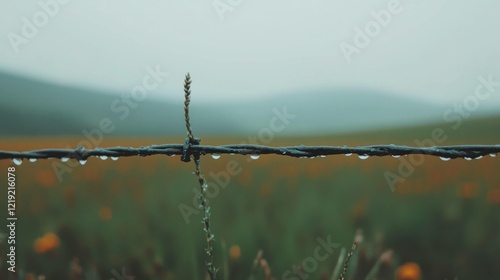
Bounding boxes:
0 71 498 163
2 73 498 280
1 143 498 162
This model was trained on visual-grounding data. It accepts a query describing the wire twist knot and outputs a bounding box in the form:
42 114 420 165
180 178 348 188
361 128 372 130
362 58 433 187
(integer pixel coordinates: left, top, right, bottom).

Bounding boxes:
181 137 201 162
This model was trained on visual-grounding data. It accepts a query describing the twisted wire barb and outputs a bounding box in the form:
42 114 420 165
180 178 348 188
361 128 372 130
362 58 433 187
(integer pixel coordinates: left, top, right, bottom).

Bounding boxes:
1 144 498 161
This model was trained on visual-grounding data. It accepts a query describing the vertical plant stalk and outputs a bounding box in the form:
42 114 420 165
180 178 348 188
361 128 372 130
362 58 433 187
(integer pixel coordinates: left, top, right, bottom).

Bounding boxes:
184 73 194 141
331 247 346 280
184 73 218 280
339 241 357 280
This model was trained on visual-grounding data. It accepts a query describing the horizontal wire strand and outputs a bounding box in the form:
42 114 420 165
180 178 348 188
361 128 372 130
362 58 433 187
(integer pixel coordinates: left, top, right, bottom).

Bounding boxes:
1 144 499 161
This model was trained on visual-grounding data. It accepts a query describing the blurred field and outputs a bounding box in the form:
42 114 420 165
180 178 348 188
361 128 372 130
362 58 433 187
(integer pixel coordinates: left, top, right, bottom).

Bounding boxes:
1 117 500 279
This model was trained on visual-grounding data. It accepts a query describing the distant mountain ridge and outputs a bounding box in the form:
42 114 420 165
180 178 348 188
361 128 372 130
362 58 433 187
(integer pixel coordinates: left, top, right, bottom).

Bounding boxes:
0 71 498 137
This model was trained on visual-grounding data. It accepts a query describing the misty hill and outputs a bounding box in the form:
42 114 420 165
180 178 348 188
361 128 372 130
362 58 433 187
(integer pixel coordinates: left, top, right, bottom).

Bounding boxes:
1 71 498 137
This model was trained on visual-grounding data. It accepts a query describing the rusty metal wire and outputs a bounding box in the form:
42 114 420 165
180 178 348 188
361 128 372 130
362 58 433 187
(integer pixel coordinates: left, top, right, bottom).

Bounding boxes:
1 144 498 162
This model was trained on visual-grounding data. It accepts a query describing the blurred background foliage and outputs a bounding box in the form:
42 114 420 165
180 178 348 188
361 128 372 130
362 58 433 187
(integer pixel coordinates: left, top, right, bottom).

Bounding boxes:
1 118 499 279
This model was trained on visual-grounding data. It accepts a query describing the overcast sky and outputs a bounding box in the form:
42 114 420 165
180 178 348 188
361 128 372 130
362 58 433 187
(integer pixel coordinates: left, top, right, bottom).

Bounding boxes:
1 0 499 104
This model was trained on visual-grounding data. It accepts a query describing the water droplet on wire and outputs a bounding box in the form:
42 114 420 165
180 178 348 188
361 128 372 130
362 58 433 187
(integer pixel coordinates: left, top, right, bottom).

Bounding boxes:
12 158 22 166
391 155 401 158
464 157 472 161
490 153 497 158
320 155 326 158
99 155 108 160
211 154 221 160
345 153 352 157
250 154 260 160
475 156 483 160
79 159 87 165
440 157 450 161
358 154 369 160
111 156 119 161
29 158 37 163
61 157 69 162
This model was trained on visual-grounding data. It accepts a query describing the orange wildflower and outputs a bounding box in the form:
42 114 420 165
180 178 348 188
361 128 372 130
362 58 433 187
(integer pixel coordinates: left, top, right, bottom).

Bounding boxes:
99 207 113 220
457 182 479 199
395 262 421 280
33 232 60 253
487 189 500 205
229 245 241 260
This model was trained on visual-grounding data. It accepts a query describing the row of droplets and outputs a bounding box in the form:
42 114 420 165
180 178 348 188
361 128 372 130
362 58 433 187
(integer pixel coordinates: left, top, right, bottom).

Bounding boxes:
11 155 120 166
210 153 498 161
10 152 497 166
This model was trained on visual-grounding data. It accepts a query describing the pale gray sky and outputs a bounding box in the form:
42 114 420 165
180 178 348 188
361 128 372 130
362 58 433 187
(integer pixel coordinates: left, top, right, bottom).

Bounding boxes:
1 0 499 103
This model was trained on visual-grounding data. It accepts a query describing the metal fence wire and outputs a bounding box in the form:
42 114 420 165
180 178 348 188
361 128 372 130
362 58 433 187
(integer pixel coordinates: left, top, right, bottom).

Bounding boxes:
1 73 498 280
1 143 499 163
0 73 499 162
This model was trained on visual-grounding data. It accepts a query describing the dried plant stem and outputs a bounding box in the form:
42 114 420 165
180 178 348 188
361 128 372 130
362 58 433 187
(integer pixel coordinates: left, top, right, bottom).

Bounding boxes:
184 73 194 140
195 159 218 279
331 247 346 280
339 241 357 280
184 73 218 279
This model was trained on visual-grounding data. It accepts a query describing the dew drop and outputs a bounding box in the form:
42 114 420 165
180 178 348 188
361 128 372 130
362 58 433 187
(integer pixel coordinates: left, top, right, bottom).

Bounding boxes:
345 153 352 157
250 154 260 160
439 157 450 161
490 153 497 158
29 158 37 163
61 157 69 162
391 155 401 158
475 156 483 160
320 155 326 158
12 158 22 166
464 157 472 161
358 154 369 160
111 156 119 161
99 155 108 160
170 154 176 157
79 159 87 165
211 153 221 160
